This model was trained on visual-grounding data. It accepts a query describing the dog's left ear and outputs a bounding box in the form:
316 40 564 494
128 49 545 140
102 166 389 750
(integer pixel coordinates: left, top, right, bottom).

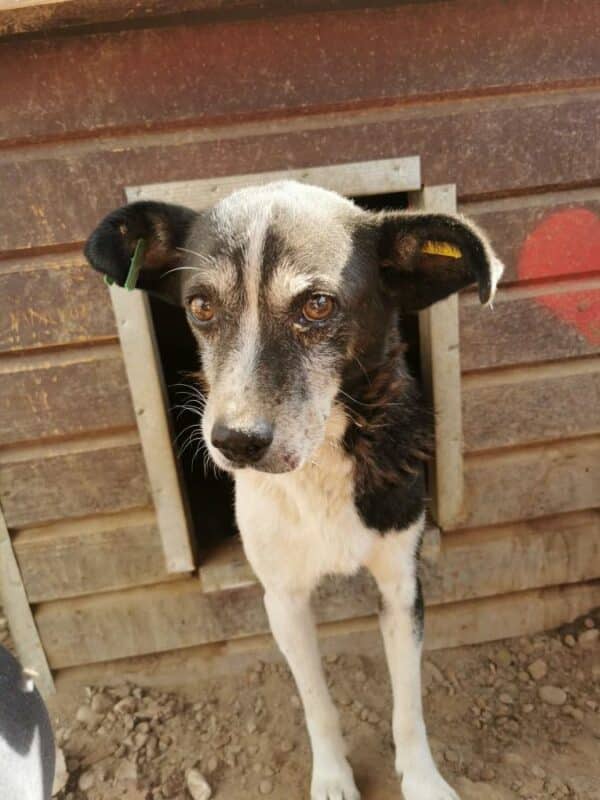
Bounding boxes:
84 200 199 304
376 212 504 311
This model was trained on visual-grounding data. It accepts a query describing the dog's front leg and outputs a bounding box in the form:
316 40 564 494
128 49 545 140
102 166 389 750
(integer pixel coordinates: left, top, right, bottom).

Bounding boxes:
368 524 459 800
264 588 360 800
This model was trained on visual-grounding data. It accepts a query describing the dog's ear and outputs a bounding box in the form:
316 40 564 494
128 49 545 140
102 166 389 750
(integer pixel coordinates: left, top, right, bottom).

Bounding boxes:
84 201 198 304
375 212 504 311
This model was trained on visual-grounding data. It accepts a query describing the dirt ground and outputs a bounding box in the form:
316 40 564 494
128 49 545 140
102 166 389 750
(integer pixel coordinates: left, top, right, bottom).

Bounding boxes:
2 609 599 800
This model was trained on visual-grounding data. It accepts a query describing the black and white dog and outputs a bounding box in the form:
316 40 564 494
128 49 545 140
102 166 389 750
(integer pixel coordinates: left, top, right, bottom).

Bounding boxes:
85 182 502 800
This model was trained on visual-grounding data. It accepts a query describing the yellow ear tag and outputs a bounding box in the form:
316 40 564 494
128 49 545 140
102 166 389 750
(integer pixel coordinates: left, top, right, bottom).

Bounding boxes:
421 241 462 259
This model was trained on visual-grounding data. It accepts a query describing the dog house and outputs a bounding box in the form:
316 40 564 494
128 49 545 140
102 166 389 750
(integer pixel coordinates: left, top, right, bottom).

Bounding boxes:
0 0 598 695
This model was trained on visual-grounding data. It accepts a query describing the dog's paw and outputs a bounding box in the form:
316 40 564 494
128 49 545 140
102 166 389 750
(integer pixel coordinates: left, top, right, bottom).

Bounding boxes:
311 756 360 800
400 767 460 800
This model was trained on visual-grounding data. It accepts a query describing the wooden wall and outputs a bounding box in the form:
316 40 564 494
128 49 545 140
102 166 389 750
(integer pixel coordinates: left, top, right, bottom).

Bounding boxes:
0 0 598 671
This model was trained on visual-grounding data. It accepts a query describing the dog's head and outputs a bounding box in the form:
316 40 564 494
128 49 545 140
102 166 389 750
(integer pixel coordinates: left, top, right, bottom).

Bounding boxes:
85 181 502 473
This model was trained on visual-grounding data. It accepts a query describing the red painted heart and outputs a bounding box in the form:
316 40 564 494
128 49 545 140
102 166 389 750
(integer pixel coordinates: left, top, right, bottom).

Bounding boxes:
518 208 600 345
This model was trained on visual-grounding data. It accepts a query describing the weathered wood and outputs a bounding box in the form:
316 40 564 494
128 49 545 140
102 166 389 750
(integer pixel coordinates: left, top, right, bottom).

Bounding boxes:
2 1 598 144
14 510 170 602
428 510 600 605
2 93 598 252
0 436 151 528
411 185 464 529
0 502 54 695
460 281 600 372
35 509 600 667
130 156 421 208
108 260 195 574
462 187 600 285
0 258 116 352
458 437 600 530
50 581 600 688
462 359 600 452
0 345 135 445
426 581 600 652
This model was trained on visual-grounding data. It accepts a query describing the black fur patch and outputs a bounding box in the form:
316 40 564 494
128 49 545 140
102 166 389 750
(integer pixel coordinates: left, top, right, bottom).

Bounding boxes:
413 576 425 641
341 346 433 533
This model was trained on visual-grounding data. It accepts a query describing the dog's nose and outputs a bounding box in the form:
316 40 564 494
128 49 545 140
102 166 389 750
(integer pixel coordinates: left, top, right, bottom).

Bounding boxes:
211 421 273 464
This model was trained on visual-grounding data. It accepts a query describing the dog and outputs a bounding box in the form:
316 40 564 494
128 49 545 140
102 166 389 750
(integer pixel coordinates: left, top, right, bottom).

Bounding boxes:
85 181 503 800
0 644 56 800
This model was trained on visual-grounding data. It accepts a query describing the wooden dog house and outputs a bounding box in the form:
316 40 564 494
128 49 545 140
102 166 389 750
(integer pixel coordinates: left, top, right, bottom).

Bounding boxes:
0 0 598 695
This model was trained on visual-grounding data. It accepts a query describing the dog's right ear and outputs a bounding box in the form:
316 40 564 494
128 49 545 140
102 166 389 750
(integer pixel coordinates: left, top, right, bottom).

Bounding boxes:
84 201 198 304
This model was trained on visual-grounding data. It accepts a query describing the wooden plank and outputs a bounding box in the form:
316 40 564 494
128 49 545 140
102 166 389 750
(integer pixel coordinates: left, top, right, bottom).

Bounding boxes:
411 185 464 529
0 345 135 445
0 502 54 695
1 1 598 143
458 437 600 530
35 511 600 668
427 510 600 605
108 267 195 574
129 156 421 208
460 280 600 371
426 581 600 652
13 510 170 602
462 187 600 285
51 580 600 688
0 435 151 528
2 92 598 251
462 359 600 452
0 259 116 352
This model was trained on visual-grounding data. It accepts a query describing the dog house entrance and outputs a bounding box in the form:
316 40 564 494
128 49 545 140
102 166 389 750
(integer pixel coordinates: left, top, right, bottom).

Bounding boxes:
111 159 464 585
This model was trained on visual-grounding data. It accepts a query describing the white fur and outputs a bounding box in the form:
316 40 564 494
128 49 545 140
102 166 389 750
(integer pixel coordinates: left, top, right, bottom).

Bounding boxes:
235 407 458 799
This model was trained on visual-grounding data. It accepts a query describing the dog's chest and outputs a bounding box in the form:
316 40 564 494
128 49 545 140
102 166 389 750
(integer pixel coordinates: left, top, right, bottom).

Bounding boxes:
235 437 375 590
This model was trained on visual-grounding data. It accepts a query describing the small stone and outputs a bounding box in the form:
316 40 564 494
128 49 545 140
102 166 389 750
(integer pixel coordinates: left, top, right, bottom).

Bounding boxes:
115 759 138 783
186 768 212 800
531 765 546 779
499 693 514 705
206 756 219 773
584 617 595 629
563 634 576 648
115 697 137 714
75 706 100 729
481 766 496 781
78 770 95 792
527 659 548 681
522 704 534 714
90 692 113 714
246 719 257 734
563 704 584 721
539 685 567 706
578 628 599 648
259 779 274 794
502 752 524 766
280 740 294 753
494 648 513 668
325 654 338 664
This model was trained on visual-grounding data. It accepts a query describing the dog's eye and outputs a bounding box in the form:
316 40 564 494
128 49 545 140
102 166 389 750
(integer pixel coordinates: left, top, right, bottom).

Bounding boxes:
302 294 334 322
189 296 215 323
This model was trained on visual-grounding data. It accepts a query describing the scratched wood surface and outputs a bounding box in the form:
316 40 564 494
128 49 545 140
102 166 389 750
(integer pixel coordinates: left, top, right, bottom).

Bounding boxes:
0 439 151 528
2 94 598 252
0 346 135 445
0 259 115 352
462 361 600 452
2 1 598 144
